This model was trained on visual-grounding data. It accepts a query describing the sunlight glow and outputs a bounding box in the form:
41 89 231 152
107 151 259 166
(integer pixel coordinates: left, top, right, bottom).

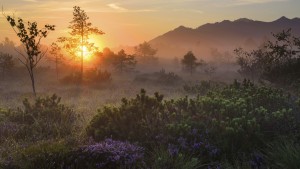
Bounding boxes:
77 46 92 61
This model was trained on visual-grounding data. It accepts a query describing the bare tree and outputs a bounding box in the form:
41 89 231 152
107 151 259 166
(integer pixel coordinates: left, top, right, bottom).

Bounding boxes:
3 13 55 96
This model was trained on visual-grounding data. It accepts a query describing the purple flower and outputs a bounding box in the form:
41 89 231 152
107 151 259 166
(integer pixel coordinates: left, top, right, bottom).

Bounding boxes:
168 144 179 156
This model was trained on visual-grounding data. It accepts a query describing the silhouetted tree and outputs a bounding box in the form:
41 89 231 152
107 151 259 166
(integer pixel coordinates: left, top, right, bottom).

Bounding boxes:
134 41 157 64
49 43 64 79
235 29 300 83
4 14 55 96
58 6 104 78
113 49 136 73
181 51 204 75
0 52 14 79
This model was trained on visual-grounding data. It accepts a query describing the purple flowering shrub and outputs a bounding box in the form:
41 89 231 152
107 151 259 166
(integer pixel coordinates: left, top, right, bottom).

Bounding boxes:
8 139 144 169
76 139 145 168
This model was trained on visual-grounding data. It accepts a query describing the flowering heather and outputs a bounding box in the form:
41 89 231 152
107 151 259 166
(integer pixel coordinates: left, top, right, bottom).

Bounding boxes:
81 139 145 168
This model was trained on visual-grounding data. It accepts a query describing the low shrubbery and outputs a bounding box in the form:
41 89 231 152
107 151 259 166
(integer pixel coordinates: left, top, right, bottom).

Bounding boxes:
183 80 225 95
87 79 299 167
60 69 111 85
134 69 182 85
4 139 144 169
1 80 299 168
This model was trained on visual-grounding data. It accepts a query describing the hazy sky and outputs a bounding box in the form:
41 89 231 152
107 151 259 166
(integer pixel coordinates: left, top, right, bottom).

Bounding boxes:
0 0 299 48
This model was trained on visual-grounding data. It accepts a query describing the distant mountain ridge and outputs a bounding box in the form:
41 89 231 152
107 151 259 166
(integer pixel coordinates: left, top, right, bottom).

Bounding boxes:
149 16 300 61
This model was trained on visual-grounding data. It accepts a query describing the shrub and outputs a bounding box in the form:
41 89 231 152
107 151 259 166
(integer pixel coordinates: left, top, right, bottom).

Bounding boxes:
86 89 166 145
1 94 80 142
84 69 112 83
263 139 300 169
146 147 203 169
87 80 298 163
183 80 225 95
134 69 182 85
9 139 144 169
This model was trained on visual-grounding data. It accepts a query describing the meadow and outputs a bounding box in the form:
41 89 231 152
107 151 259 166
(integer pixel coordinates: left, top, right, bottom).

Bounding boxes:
0 63 299 169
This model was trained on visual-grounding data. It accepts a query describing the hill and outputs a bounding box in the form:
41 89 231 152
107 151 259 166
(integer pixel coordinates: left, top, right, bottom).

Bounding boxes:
149 16 300 62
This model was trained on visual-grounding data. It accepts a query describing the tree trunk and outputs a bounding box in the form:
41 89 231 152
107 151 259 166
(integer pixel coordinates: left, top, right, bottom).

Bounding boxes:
29 68 36 97
56 56 58 80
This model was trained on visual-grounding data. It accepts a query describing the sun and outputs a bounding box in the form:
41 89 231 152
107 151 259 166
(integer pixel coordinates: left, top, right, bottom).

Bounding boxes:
77 46 92 61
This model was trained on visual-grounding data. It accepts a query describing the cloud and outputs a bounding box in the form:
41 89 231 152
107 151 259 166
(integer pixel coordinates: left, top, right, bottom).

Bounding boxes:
22 0 38 2
230 0 289 6
106 3 156 13
107 3 128 11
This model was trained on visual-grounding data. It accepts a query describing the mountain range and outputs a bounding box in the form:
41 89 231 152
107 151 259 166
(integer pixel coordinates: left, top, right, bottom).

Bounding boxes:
149 16 300 62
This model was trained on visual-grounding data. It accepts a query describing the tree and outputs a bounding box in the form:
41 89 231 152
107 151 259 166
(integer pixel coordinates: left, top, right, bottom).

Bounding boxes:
113 49 136 73
234 29 300 83
0 52 14 79
58 6 104 78
4 14 55 96
181 51 204 75
49 43 64 79
134 41 157 64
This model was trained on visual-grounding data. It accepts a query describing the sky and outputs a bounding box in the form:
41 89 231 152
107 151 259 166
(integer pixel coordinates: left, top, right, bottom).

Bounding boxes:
0 0 299 49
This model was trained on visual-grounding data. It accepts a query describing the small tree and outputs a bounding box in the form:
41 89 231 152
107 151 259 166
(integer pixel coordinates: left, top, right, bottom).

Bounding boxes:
234 29 300 83
0 52 14 79
4 13 55 96
181 51 204 75
113 49 136 73
49 43 64 79
59 6 104 78
134 41 157 64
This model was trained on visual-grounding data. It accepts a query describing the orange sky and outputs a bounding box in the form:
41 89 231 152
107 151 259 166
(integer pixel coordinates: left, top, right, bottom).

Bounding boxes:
1 0 299 49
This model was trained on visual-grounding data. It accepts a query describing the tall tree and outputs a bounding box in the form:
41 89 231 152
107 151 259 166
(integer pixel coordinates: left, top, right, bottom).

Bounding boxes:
49 43 64 79
181 51 204 75
0 52 14 79
59 6 104 78
4 14 55 96
134 41 157 64
113 49 136 73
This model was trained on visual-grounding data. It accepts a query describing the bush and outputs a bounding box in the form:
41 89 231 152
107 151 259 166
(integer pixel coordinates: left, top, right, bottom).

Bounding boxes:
146 147 203 169
87 80 298 161
84 69 112 83
60 70 112 85
183 80 225 95
86 89 166 145
263 139 300 169
134 69 182 85
8 139 144 169
0 94 80 142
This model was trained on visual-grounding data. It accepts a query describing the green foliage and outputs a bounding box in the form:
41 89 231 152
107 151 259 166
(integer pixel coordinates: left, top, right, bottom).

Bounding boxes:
87 89 165 144
0 94 80 142
235 29 300 84
5 139 144 169
5 14 55 96
87 80 297 157
263 139 300 169
146 147 203 169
